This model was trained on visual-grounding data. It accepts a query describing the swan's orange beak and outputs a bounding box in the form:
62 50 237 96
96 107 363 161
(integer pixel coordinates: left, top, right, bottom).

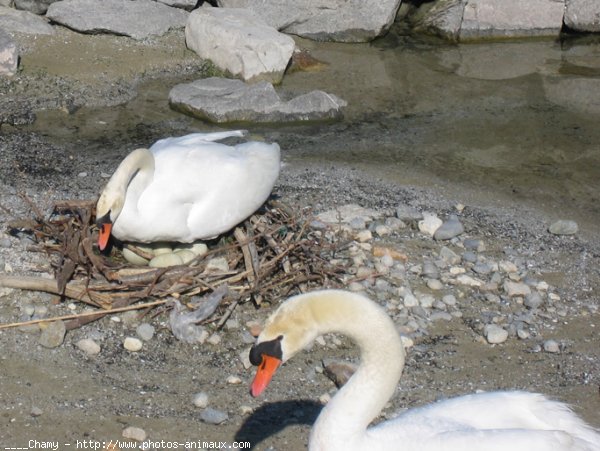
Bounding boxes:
98 222 112 251
251 354 281 397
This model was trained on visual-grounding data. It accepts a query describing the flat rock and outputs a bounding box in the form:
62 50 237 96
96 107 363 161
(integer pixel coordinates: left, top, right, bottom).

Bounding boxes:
39 320 66 348
418 213 443 236
76 338 101 355
460 0 564 41
217 0 402 43
169 77 346 124
185 7 294 84
548 219 579 235
0 6 55 34
317 204 381 224
0 29 18 76
503 280 531 297
46 0 188 40
564 0 600 32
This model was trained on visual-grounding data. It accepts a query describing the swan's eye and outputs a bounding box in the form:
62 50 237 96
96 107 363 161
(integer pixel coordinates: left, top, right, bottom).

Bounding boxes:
249 335 283 366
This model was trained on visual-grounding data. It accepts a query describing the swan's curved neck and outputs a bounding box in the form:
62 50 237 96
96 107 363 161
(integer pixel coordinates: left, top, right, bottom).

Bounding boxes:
300 292 406 449
103 148 154 217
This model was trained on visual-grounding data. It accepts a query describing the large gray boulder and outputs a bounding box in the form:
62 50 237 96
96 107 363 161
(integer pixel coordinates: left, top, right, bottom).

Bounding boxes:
412 0 465 42
564 0 600 32
156 0 196 10
460 0 565 40
46 0 188 40
217 0 402 43
169 77 347 124
185 7 295 84
0 6 55 34
14 0 59 15
0 29 18 76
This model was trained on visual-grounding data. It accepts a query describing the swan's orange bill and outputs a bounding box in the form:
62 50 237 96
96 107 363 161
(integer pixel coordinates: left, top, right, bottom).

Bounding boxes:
98 222 112 251
251 355 281 397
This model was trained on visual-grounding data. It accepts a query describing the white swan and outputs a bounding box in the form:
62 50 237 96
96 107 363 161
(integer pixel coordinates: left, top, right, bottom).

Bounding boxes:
249 290 600 451
96 130 280 250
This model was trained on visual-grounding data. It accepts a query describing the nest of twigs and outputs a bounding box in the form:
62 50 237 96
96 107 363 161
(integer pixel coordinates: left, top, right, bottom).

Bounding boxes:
1 197 346 330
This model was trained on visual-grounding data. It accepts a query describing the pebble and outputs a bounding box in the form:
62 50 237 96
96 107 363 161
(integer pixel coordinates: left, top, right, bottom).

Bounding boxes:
207 333 222 345
403 293 419 308
503 281 531 297
499 260 518 273
543 339 560 353
484 324 508 344
39 320 66 348
192 392 209 408
439 247 461 265
434 215 464 240
396 205 423 221
123 337 143 352
524 292 544 309
472 261 493 275
205 257 229 272
136 323 155 341
430 312 453 321
548 220 578 235
463 238 485 252
76 338 101 355
442 294 457 306
200 408 229 425
517 328 530 339
355 229 372 242
426 279 443 290
122 426 147 442
418 213 443 236
30 406 43 417
455 275 483 287
226 375 242 385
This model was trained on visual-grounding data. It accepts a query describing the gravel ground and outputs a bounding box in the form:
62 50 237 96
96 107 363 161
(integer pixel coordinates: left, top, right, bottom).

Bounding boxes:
0 27 599 450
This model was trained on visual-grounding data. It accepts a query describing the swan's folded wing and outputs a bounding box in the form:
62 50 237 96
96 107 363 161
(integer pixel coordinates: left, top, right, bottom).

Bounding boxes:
424 429 597 451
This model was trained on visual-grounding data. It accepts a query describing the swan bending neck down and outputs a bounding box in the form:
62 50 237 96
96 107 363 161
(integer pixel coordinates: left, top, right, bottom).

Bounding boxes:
96 130 280 250
249 290 600 451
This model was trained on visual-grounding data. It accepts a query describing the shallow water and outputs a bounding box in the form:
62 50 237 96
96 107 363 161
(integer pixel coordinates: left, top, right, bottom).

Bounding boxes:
26 35 600 230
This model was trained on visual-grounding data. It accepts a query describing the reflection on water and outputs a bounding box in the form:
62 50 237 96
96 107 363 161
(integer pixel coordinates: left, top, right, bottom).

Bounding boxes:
27 35 600 228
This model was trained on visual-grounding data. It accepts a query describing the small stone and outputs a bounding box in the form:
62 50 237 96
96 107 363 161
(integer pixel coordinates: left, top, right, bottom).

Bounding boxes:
123 337 143 352
463 238 485 252
374 224 391 236
225 319 240 330
427 279 444 290
30 407 43 417
499 261 518 273
524 291 544 309
536 281 549 291
543 339 560 353
239 405 254 415
323 360 357 388
246 320 262 337
442 294 457 306
192 392 209 408
226 375 242 385
239 348 252 369
503 281 531 297
439 246 461 265
122 426 147 442
355 229 372 242
136 323 155 341
473 261 493 275
76 338 101 356
418 293 435 308
348 281 365 292
462 251 477 263
200 408 229 425
403 293 419 308
207 333 222 345
319 393 332 404
517 328 530 339
372 246 408 262
400 335 414 349
548 220 578 235
349 217 367 229
396 206 423 221
39 320 66 348
418 213 442 236
455 274 483 287
484 324 508 344
434 215 464 240
430 312 453 321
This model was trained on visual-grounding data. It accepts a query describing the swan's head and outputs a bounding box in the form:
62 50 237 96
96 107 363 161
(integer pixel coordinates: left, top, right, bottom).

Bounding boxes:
249 290 353 397
95 189 124 251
